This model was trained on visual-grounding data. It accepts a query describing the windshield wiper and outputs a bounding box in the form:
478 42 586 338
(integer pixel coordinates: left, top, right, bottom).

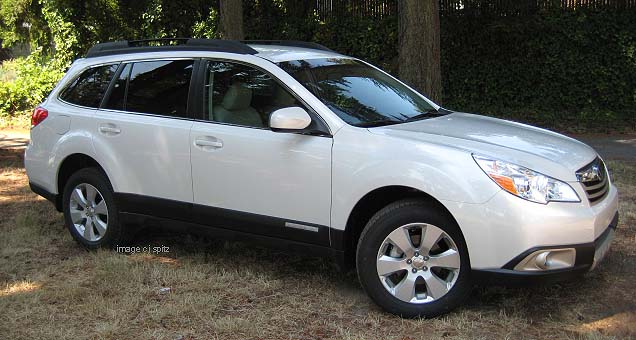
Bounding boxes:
358 108 451 127
357 119 403 127
404 108 448 122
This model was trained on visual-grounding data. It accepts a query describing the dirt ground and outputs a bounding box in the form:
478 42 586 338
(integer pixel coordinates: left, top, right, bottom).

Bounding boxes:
1 129 635 340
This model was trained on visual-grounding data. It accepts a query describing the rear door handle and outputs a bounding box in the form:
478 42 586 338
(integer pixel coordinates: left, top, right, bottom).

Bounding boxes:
194 138 223 149
99 125 121 135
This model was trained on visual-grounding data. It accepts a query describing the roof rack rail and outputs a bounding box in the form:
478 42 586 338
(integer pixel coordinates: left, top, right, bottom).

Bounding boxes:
241 40 334 52
85 38 258 58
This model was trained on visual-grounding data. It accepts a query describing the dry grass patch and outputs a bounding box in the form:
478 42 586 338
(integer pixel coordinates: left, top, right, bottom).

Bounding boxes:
0 145 634 339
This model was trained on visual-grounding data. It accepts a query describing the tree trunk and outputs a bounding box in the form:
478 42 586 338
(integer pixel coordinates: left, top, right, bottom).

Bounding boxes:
219 0 244 40
398 0 442 103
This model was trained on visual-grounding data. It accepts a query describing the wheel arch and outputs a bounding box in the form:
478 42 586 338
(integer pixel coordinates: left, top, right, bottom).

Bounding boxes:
337 185 464 269
55 153 109 211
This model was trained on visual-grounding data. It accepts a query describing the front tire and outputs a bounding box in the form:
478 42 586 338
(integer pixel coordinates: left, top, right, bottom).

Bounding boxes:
62 167 126 249
356 199 471 318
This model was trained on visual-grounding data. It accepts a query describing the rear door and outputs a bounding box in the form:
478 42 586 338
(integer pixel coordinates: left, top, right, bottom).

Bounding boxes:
92 59 197 220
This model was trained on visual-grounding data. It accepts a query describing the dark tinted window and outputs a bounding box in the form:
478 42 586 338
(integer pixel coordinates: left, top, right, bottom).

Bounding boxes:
278 58 440 127
104 63 130 111
104 60 194 117
204 61 301 128
60 64 118 107
127 60 193 117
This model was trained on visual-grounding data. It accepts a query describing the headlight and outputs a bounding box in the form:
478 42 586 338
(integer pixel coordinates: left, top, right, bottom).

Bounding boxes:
473 155 580 204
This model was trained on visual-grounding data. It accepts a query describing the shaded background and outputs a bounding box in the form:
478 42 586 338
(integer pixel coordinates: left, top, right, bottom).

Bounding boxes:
1 0 635 132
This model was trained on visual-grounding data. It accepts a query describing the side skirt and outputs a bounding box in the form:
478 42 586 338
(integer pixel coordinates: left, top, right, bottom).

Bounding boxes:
114 193 345 265
119 212 344 262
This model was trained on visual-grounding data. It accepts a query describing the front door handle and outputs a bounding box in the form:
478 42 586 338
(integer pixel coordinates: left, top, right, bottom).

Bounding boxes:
194 138 223 149
99 124 121 135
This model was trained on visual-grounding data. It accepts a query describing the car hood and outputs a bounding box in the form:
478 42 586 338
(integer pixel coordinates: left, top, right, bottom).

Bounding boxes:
370 112 598 182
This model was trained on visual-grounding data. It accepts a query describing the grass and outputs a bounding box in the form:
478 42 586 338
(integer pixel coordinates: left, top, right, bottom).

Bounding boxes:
0 138 634 339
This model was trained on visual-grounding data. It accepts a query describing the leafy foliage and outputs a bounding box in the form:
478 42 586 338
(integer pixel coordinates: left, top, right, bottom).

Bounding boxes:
440 8 636 131
0 1 634 131
0 49 64 117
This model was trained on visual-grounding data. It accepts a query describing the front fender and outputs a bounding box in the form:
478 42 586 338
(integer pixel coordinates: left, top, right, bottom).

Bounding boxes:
330 127 500 232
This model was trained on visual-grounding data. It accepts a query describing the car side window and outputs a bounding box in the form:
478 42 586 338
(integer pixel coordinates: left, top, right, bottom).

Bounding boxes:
104 63 130 111
60 64 118 108
103 60 194 118
204 61 301 128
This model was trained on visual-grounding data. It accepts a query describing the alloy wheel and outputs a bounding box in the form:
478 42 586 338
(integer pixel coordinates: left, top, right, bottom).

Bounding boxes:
68 183 108 242
376 223 461 304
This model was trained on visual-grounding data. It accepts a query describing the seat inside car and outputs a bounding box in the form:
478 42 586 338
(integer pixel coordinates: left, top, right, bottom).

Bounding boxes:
213 82 263 127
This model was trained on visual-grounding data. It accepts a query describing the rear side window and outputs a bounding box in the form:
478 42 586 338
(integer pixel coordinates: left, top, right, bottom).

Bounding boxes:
103 60 194 118
60 64 118 108
104 64 130 111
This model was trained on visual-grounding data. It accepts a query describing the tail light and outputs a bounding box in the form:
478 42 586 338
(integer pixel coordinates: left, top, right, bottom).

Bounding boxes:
31 107 48 128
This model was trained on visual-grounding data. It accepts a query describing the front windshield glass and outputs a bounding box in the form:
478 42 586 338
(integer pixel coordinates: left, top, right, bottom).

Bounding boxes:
278 58 442 127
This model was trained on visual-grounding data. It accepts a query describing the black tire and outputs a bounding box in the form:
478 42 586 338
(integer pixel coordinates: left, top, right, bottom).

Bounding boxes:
62 167 127 249
356 199 471 318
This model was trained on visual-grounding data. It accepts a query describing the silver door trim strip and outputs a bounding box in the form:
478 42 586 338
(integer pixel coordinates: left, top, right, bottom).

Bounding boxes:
285 222 319 233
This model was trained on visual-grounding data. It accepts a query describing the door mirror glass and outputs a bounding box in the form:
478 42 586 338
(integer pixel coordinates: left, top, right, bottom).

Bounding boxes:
269 107 312 131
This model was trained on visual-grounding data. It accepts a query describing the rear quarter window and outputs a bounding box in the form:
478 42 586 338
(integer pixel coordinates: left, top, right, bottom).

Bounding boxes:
60 64 118 108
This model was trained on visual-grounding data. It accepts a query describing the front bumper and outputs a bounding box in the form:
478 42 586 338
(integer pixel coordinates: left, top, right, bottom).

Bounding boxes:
472 212 618 285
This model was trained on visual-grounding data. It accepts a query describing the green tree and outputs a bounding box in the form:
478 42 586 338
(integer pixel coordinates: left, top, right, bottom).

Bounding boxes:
0 0 51 52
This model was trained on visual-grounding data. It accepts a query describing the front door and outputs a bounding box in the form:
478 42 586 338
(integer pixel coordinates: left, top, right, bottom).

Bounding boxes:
190 60 332 245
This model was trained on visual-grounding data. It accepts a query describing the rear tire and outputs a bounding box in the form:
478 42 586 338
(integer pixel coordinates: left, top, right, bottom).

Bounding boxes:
356 199 472 318
62 167 126 249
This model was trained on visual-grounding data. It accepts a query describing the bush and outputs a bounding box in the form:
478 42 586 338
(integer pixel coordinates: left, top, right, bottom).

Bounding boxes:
440 8 636 132
0 51 64 118
243 5 635 132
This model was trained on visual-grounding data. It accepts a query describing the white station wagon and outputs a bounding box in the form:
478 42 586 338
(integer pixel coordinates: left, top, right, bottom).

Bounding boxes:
25 39 619 317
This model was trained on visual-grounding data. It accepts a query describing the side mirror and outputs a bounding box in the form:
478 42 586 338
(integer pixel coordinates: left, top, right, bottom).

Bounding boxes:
269 107 312 132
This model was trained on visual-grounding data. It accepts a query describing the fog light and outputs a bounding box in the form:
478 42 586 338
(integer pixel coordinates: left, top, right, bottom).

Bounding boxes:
514 248 576 271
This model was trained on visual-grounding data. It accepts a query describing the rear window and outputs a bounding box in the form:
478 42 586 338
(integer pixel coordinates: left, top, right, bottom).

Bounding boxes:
60 64 118 108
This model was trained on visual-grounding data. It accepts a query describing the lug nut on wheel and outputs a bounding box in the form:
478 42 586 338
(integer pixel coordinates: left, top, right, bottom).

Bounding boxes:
422 266 428 271
423 256 429 261
412 268 417 273
406 259 412 264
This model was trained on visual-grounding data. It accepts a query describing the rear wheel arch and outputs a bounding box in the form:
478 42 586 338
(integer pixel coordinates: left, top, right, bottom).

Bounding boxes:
56 153 109 210
340 186 465 269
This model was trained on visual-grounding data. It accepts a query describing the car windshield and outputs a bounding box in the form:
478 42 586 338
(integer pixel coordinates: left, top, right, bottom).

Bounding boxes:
278 58 444 127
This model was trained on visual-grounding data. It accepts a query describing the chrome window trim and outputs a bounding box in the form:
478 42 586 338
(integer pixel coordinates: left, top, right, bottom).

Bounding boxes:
96 107 195 122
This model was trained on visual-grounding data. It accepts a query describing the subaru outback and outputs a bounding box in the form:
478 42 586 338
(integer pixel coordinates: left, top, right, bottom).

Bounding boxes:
25 39 619 317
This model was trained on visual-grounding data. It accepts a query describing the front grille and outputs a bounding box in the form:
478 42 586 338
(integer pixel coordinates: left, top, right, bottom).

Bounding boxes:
576 158 609 204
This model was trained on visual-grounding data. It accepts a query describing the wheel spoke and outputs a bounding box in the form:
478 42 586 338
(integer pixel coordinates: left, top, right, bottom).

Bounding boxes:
94 200 108 215
422 271 449 299
377 255 408 276
429 249 461 270
420 225 443 253
69 207 84 224
393 274 417 302
93 217 107 236
387 227 415 257
71 188 88 208
376 222 461 304
83 219 95 241
85 185 98 205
